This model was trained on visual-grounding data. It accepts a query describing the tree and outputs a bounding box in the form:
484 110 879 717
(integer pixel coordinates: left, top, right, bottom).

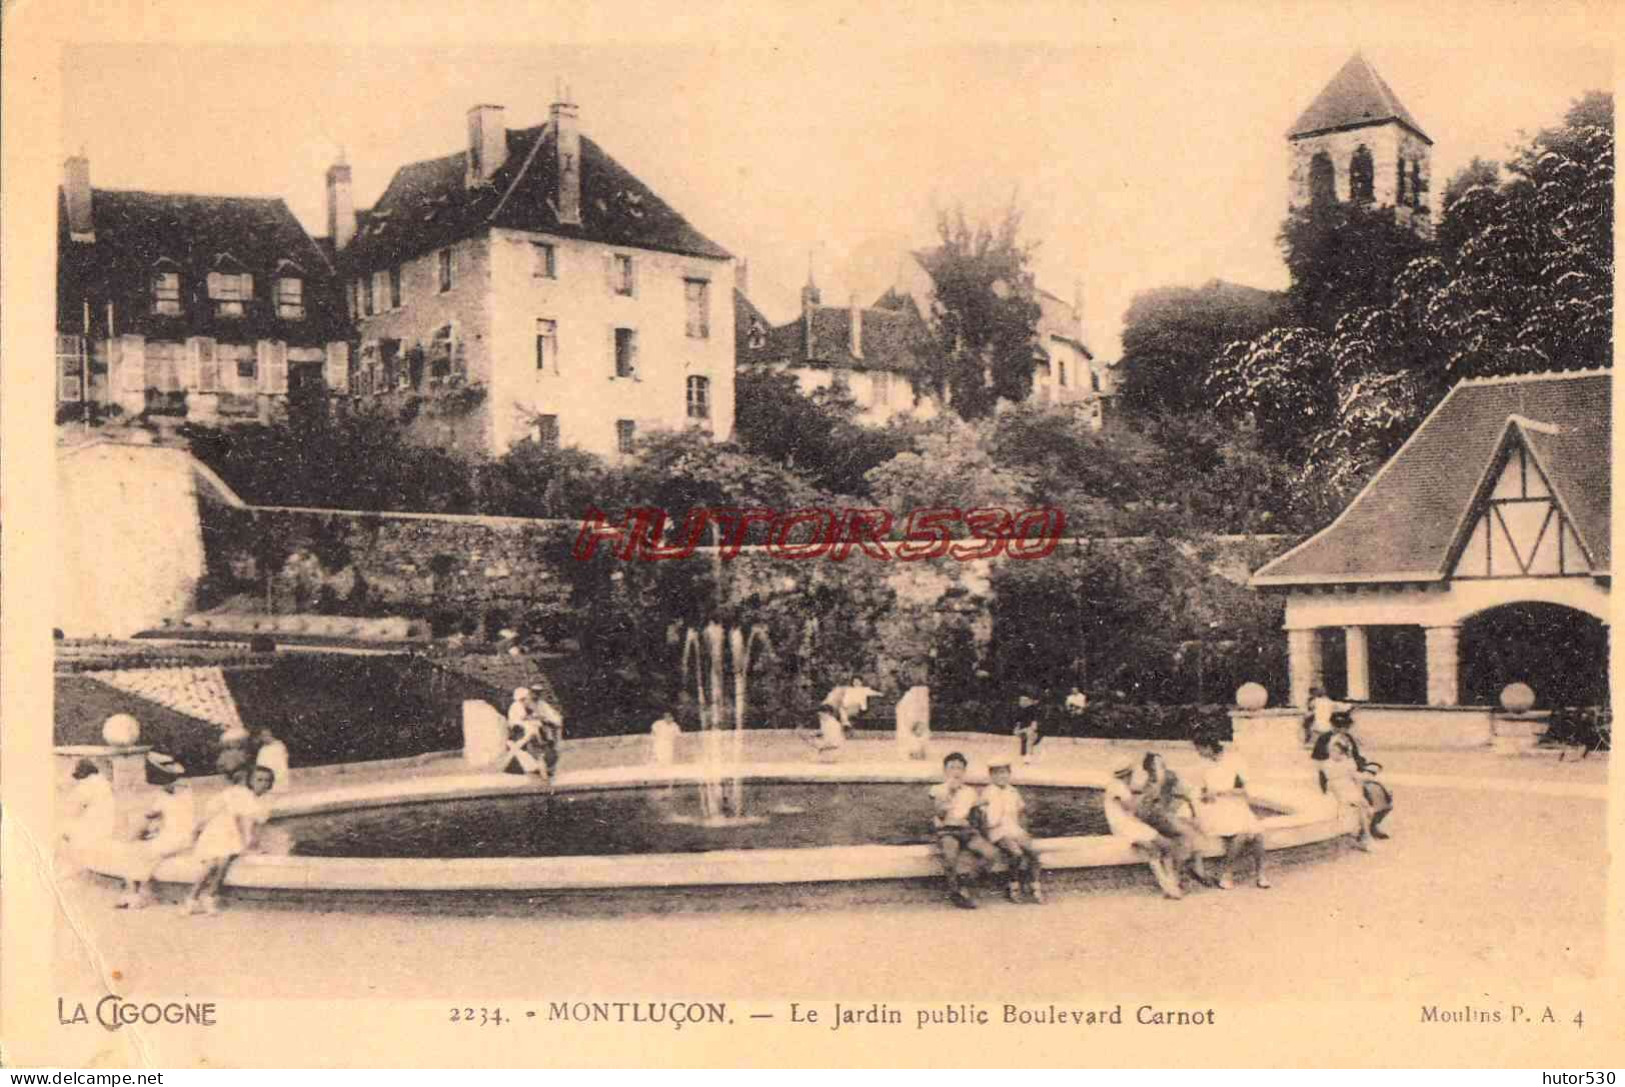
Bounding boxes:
912 205 1043 420
864 418 1034 521
733 367 918 497
1215 91 1614 513
1279 201 1434 332
1117 280 1285 414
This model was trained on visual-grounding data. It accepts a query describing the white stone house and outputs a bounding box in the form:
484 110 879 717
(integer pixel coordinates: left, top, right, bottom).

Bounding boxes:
332 96 737 458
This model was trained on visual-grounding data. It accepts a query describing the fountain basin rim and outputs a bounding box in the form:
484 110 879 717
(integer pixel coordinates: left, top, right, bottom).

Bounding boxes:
126 762 1357 893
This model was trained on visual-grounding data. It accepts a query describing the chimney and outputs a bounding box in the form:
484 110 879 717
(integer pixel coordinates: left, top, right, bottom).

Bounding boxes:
326 155 355 251
736 259 750 299
466 104 507 187
64 154 94 241
849 293 863 359
550 89 581 226
801 268 820 360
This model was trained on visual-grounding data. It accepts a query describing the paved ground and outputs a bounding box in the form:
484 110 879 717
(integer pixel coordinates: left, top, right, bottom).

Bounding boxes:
52 739 1608 1003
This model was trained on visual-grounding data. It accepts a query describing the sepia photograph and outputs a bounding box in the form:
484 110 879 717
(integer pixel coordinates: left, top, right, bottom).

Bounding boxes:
2 0 1618 1070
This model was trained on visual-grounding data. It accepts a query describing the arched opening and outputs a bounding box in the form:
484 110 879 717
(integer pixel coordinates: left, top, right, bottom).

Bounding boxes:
1349 146 1375 204
1309 152 1336 206
1460 603 1608 708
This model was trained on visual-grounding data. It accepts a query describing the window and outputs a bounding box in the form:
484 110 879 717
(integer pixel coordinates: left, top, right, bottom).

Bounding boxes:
533 242 557 279
746 318 767 350
380 339 401 391
611 254 634 296
614 328 638 379
208 271 253 317
276 276 305 319
362 275 375 317
373 271 390 311
535 319 559 373
347 280 359 320
1410 161 1426 209
1350 146 1375 204
430 324 454 382
1057 360 1067 388
234 348 256 381
1396 154 1409 204
151 267 182 316
687 375 711 420
57 335 84 401
1309 151 1335 206
389 266 402 309
684 278 710 338
438 248 454 292
616 419 636 454
533 414 560 450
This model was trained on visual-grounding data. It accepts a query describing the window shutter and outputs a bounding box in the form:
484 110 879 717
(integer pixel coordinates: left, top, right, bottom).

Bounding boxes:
452 333 467 380
270 341 289 393
609 325 617 378
604 253 615 293
629 330 639 378
630 256 639 298
256 341 274 393
325 341 349 392
120 334 146 391
198 338 219 391
183 338 202 389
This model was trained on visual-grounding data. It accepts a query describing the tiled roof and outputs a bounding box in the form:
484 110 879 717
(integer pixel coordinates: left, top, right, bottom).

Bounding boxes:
65 188 336 282
58 188 344 339
746 303 928 373
341 123 731 271
1253 370 1610 585
733 289 772 362
1288 53 1431 144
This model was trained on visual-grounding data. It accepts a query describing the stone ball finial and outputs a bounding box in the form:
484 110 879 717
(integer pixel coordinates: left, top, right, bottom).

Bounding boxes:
1235 682 1269 711
1500 682 1536 714
101 713 141 747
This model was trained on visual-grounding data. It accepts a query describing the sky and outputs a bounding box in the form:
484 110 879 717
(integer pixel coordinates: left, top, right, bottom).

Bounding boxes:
57 2 1613 359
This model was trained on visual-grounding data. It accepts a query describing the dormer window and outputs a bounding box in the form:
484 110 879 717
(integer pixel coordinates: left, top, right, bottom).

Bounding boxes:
208 257 253 317
747 319 767 350
151 261 182 316
275 262 305 320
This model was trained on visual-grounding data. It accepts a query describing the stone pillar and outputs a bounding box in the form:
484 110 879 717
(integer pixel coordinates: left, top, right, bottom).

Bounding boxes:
1287 628 1324 709
1344 625 1371 702
1424 625 1461 707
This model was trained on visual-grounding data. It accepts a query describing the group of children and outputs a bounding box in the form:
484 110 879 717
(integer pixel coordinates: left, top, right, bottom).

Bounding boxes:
58 724 292 915
928 752 1045 909
1305 689 1392 850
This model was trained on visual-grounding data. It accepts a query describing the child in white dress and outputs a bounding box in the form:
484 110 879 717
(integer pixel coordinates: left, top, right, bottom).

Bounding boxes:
1193 730 1269 890
183 766 273 915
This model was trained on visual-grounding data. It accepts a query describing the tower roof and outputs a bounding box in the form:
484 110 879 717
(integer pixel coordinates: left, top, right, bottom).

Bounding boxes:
1288 53 1431 145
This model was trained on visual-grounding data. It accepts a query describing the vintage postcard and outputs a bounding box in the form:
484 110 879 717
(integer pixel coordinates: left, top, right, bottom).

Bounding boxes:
3 0 1621 1070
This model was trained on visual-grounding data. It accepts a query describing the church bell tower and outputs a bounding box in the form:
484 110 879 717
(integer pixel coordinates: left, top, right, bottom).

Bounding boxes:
1287 53 1434 237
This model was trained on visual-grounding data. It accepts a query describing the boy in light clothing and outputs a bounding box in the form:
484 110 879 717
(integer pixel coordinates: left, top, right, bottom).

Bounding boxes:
928 752 997 909
980 759 1044 903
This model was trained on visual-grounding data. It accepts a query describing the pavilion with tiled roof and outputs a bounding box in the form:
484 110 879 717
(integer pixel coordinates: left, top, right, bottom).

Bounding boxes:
1251 369 1610 721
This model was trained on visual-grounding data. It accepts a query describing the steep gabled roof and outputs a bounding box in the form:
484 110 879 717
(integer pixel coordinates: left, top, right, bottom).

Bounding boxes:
1288 53 1432 144
747 303 928 373
342 122 731 271
1253 370 1610 585
63 188 336 281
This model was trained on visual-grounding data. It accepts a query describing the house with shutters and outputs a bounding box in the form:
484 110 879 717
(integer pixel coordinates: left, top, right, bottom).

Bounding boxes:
55 155 351 425
1244 369 1609 747
331 93 737 457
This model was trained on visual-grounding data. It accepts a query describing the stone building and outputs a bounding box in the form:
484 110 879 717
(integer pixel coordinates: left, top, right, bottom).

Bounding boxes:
737 270 943 425
1247 369 1609 746
1287 53 1433 236
55 156 351 425
332 94 737 458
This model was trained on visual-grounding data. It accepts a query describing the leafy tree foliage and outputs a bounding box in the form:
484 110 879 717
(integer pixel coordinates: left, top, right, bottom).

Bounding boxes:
733 367 919 497
863 417 1034 519
1117 280 1285 414
1210 91 1614 508
1279 202 1433 332
912 206 1043 420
